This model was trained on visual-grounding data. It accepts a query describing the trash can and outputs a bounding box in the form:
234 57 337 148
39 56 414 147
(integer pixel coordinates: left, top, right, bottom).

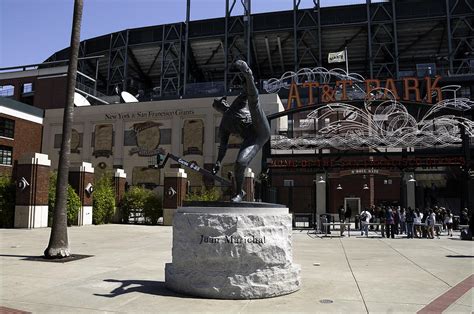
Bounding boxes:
355 214 360 229
320 214 330 234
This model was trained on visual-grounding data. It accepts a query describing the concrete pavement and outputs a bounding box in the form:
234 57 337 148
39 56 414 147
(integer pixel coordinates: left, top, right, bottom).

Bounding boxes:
1 224 473 313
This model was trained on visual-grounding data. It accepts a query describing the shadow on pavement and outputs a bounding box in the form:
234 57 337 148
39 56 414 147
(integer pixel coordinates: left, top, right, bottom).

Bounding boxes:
445 255 474 258
0 254 38 258
0 254 93 263
94 279 191 298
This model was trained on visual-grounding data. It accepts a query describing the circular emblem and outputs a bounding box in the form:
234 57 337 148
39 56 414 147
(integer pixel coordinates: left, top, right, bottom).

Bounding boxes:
132 121 162 155
167 186 177 198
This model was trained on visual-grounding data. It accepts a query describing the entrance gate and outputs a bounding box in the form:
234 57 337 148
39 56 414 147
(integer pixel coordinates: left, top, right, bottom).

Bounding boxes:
344 198 361 218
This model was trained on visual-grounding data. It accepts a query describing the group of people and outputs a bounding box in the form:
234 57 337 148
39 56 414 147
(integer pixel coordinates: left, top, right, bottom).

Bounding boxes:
346 205 471 239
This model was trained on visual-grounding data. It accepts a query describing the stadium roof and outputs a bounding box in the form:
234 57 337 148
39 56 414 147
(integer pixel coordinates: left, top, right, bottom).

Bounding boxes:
43 0 474 99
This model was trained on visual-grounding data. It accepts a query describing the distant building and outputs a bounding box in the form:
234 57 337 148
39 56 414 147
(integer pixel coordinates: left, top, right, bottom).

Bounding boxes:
0 97 43 177
0 66 68 110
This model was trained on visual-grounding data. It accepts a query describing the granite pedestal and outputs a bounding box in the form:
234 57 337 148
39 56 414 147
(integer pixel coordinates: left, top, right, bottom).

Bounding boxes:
165 201 301 299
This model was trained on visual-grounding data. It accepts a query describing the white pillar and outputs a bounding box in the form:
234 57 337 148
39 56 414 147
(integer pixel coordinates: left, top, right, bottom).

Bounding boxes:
405 172 416 209
316 173 327 218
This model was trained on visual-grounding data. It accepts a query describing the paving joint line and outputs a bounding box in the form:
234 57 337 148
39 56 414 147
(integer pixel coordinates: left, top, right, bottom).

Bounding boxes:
380 239 452 287
339 238 369 314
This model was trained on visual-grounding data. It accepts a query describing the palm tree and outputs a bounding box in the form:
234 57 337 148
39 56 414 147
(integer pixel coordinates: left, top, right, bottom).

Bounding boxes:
44 0 83 258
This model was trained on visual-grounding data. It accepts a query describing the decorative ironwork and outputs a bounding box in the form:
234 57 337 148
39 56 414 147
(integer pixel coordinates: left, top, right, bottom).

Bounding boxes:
271 86 474 151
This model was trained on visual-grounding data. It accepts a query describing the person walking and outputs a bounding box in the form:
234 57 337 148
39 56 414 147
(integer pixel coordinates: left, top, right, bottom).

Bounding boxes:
345 205 352 224
421 209 429 238
414 208 422 238
427 209 436 239
460 208 469 225
394 207 400 235
385 207 395 239
379 206 386 236
406 207 415 239
338 205 346 222
374 206 382 232
444 209 453 237
360 208 372 237
338 205 346 236
399 208 407 235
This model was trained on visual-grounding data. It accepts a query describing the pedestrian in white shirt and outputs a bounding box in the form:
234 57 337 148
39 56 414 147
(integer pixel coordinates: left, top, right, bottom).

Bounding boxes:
360 209 372 237
444 209 453 237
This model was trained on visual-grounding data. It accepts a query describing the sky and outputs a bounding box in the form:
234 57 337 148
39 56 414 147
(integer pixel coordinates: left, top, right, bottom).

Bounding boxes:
0 0 377 69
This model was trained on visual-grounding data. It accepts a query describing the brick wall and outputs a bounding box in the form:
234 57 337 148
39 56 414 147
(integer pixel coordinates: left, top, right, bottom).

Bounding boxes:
0 114 43 177
15 164 50 206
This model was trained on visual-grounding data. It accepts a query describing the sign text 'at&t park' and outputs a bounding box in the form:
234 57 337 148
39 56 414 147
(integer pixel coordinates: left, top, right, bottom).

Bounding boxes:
285 76 443 110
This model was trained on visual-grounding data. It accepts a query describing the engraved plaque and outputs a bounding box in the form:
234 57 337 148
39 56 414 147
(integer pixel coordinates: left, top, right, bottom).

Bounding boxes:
183 119 204 155
71 129 80 153
93 124 113 157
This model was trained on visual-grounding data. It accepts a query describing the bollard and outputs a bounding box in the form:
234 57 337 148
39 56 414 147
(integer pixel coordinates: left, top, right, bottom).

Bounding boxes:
163 168 187 226
14 153 51 228
69 162 94 226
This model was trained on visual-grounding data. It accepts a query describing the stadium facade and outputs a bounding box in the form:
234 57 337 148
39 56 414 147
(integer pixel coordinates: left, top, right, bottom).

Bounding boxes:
0 0 473 225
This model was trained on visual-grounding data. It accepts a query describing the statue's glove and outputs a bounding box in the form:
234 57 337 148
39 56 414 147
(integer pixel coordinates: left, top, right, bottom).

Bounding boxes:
212 161 221 175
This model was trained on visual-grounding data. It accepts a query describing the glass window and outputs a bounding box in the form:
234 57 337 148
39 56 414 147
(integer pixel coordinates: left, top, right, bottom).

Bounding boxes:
0 146 13 165
0 118 15 138
0 85 14 97
22 83 33 94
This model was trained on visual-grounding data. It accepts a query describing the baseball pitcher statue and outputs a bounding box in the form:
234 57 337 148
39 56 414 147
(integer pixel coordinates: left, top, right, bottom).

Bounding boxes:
212 60 271 202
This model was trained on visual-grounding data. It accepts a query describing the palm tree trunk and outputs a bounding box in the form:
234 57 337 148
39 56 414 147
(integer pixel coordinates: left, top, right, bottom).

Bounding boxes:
44 0 84 258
